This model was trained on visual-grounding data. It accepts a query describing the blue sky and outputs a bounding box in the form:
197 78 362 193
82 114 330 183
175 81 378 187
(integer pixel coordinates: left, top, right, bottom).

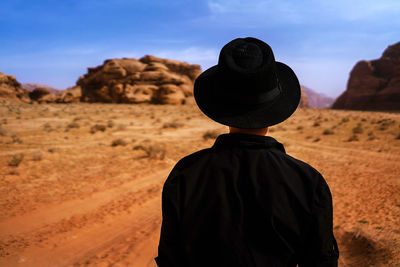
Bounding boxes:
1 0 399 98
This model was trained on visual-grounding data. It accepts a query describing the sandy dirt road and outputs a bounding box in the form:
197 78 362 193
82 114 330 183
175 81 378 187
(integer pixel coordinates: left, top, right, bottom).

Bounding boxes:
0 168 170 267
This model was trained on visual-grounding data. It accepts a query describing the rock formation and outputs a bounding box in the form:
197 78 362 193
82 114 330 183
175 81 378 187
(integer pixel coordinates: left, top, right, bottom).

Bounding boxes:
29 87 58 103
332 41 400 110
0 72 30 103
57 86 82 103
77 55 202 104
302 86 334 108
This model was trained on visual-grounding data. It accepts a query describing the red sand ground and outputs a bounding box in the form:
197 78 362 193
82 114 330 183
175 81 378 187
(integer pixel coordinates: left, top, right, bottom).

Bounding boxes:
0 103 399 266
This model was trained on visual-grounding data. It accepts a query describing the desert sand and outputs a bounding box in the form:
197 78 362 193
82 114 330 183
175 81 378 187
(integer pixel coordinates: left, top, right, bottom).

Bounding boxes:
0 102 399 266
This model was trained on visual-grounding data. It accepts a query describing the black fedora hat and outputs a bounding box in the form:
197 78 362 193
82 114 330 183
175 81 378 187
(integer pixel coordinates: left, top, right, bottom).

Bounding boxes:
194 37 301 129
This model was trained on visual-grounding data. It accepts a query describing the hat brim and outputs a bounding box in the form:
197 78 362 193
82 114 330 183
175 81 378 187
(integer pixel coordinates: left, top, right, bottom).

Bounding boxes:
194 62 301 128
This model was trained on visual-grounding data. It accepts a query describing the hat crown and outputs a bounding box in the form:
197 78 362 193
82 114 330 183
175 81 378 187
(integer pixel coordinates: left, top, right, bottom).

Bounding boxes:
231 42 263 69
218 37 278 92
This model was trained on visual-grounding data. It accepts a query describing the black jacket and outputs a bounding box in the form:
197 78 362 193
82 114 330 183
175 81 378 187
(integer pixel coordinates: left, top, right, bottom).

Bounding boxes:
156 133 339 267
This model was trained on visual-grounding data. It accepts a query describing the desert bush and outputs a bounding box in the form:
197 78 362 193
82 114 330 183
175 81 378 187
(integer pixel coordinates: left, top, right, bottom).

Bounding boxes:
73 116 86 121
48 147 60 153
32 151 43 161
8 153 24 167
203 130 220 140
377 119 395 131
111 138 128 147
341 117 349 123
90 124 106 134
313 137 320 142
378 123 390 131
396 133 400 140
107 120 115 128
162 122 184 129
133 142 166 159
296 126 303 130
66 122 80 129
347 135 359 142
313 122 320 127
352 124 363 134
322 129 334 135
117 124 127 130
11 134 23 144
42 122 53 132
0 126 8 136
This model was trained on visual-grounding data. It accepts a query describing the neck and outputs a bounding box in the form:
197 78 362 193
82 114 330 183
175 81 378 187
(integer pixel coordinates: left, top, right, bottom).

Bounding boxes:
229 127 269 136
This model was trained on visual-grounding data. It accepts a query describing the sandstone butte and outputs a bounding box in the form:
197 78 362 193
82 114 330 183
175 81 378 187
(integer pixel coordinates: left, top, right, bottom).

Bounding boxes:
0 72 30 103
1 55 311 107
77 55 202 104
332 41 400 111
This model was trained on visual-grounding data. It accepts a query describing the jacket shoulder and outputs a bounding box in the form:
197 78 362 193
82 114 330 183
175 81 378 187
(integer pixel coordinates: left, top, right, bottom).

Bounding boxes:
173 148 213 171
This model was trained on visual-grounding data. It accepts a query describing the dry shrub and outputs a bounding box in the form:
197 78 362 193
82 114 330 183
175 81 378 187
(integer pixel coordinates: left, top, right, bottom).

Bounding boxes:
107 120 115 128
367 131 377 141
296 126 303 130
313 122 320 127
111 138 128 147
66 122 80 129
11 134 23 144
133 142 166 159
322 129 334 135
396 133 400 140
347 135 359 142
48 147 60 153
73 116 86 121
42 122 53 132
90 124 106 134
203 130 220 140
341 117 349 123
32 151 43 161
353 124 363 134
313 137 321 142
0 126 9 136
9 153 24 167
117 124 127 130
377 119 395 131
162 122 184 129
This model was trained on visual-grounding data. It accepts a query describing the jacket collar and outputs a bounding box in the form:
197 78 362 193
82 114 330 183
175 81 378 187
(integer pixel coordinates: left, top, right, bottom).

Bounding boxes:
212 133 286 153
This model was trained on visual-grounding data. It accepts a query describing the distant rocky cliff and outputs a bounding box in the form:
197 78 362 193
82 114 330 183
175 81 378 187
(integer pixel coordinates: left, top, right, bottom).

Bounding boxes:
77 55 202 104
302 86 334 108
332 42 400 110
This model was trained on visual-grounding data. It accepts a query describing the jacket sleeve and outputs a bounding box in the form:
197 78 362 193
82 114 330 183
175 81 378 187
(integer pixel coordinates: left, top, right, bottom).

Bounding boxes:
299 174 339 267
155 167 182 267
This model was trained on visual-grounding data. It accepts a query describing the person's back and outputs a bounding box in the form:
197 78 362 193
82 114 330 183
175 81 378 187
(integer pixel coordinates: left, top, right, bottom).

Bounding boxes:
155 37 339 267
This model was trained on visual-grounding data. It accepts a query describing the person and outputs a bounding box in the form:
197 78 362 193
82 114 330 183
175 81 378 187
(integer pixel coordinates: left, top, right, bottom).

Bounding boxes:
155 37 339 267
